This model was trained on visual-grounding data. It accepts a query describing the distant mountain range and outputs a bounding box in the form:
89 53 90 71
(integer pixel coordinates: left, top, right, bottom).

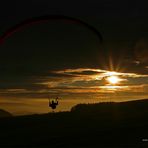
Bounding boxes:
0 109 12 118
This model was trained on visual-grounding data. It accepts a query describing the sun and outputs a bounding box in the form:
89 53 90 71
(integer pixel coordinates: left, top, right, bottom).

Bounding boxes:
106 75 120 84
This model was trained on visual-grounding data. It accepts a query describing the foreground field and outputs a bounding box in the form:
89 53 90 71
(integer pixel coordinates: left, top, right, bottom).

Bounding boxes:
0 99 148 147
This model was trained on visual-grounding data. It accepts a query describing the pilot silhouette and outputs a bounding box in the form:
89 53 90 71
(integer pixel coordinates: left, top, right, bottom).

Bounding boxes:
49 97 59 109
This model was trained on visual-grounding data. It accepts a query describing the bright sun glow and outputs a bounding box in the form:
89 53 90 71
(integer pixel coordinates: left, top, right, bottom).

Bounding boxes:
106 76 120 84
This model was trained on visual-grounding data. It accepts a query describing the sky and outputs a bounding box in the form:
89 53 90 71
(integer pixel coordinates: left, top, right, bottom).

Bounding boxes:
0 0 148 115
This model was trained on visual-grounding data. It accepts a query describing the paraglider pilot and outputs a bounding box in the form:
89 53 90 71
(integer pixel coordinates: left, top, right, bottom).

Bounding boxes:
49 97 59 109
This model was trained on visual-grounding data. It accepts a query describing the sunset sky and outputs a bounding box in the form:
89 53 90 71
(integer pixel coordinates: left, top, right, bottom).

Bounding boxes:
0 0 148 115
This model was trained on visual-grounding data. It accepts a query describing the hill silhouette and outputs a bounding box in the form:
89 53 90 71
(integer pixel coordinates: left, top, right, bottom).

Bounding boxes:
0 109 12 118
0 99 148 147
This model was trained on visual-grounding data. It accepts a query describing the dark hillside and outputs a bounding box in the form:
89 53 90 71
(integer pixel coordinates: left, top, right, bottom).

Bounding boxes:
0 99 148 147
0 109 12 118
